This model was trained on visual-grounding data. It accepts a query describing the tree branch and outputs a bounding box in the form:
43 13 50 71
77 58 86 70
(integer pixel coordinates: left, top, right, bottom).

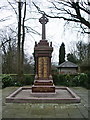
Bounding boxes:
0 16 12 22
7 0 17 15
33 1 90 34
33 2 81 23
25 26 41 36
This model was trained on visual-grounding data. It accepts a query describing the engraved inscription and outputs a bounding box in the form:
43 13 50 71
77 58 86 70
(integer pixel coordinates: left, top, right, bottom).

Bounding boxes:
38 57 43 78
38 57 48 79
43 57 48 78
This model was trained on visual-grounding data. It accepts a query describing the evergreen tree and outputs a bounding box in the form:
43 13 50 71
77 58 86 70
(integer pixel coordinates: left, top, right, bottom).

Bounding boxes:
67 53 78 64
59 42 65 65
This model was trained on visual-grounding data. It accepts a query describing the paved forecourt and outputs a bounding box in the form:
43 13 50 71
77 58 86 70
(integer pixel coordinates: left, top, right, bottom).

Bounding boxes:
1 86 89 119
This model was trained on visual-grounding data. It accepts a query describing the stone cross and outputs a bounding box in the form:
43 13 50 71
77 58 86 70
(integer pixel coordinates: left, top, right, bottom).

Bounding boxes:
39 13 49 39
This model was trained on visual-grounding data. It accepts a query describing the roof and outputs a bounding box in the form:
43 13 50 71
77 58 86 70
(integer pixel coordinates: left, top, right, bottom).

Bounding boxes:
57 61 78 68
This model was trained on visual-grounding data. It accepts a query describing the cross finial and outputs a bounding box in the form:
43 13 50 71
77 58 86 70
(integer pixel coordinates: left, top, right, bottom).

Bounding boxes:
39 13 49 40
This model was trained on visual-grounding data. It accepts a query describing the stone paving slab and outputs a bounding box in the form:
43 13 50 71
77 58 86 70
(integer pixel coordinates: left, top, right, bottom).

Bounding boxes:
0 87 89 119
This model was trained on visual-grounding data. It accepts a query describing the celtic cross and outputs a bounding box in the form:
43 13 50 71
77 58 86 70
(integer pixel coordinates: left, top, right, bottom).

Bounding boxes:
39 13 49 39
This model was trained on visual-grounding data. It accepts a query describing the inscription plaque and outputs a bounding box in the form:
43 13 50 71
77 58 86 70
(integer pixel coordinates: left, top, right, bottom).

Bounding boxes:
38 57 48 79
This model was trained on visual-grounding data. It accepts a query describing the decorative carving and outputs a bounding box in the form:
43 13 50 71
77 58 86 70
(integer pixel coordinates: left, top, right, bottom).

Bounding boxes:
35 41 37 47
49 74 53 79
50 42 52 47
35 74 38 79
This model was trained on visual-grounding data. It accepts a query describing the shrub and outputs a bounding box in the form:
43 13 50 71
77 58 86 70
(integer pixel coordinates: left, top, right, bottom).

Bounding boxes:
53 74 66 86
58 74 66 86
65 74 72 86
84 72 90 89
23 74 34 85
2 74 35 88
53 73 88 88
53 74 59 85
78 73 88 87
72 75 79 86
2 75 15 88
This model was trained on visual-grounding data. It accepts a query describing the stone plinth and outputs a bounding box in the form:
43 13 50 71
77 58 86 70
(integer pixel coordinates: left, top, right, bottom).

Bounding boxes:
32 39 55 93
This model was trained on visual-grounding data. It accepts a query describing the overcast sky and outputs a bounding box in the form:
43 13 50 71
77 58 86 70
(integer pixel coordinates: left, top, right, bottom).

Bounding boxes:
0 0 88 63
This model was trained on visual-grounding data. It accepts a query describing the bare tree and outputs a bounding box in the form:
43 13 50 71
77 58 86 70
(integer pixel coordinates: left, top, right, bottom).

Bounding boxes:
33 0 90 34
0 26 34 74
0 27 17 73
1 0 41 78
67 41 90 65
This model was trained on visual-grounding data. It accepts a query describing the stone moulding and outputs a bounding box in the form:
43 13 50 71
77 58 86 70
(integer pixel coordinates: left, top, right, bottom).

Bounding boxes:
6 87 81 103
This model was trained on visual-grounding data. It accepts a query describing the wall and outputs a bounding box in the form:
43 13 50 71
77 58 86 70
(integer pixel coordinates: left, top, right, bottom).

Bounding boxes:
59 68 77 74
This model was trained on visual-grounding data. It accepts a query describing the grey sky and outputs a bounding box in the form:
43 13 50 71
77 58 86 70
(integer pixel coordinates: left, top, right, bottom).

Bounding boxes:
0 0 88 62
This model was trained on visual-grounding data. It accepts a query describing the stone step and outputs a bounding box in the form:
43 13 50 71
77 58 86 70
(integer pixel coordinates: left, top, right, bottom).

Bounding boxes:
34 82 53 86
34 80 53 82
34 80 54 86
32 85 55 93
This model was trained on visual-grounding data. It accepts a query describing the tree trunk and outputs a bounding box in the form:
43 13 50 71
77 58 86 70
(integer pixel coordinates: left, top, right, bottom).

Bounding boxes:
17 1 22 81
21 1 26 82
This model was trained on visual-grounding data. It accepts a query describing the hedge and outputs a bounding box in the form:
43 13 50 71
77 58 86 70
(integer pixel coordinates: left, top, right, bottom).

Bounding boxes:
1 74 34 88
53 73 90 89
1 73 90 89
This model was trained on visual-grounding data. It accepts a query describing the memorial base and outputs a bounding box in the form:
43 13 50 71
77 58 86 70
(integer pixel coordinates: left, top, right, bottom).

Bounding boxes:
6 87 81 103
32 80 55 92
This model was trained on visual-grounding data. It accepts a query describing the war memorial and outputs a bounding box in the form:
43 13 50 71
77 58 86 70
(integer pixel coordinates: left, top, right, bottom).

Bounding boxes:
6 14 80 103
